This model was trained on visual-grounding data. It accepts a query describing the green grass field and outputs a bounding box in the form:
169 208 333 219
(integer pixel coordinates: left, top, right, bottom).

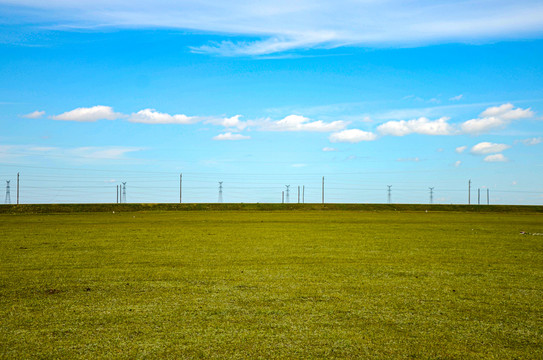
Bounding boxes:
1 207 542 358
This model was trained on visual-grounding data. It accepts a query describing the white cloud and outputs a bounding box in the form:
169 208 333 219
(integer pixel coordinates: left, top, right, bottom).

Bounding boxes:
329 129 377 143
128 109 199 124
291 163 307 168
449 94 463 101
322 147 337 152
21 110 45 119
261 115 346 132
471 142 511 155
484 154 508 162
377 117 454 136
51 105 124 122
460 103 534 135
480 103 533 120
454 160 462 167
213 132 250 141
517 137 542 146
455 146 467 154
206 115 247 130
9 1 543 56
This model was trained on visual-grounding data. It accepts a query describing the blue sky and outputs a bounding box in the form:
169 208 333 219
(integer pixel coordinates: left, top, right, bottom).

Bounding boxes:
1 0 543 204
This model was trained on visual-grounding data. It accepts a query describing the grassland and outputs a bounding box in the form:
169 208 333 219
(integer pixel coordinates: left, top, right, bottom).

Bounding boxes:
1 207 542 358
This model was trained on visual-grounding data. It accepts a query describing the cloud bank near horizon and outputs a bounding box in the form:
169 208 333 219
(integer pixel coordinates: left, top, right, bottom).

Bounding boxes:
46 103 537 143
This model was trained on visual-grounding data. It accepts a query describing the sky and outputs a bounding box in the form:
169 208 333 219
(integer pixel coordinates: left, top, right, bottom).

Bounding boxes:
1 0 543 204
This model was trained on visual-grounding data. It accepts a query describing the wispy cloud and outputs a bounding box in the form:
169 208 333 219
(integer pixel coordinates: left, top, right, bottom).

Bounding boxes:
6 1 543 55
51 105 124 122
449 94 463 101
0 144 143 162
516 137 542 146
322 147 337 152
20 110 45 119
192 32 339 57
397 157 420 162
69 146 143 159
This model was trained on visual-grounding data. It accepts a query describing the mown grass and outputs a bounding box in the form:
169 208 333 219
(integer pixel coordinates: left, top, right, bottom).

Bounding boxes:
1 210 542 358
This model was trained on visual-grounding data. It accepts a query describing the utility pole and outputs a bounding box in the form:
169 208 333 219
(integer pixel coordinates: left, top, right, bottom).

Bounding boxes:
303 185 305 204
468 179 471 204
487 189 490 205
285 185 290 203
282 191 284 204
180 173 182 204
322 177 325 204
5 180 11 204
297 186 300 204
116 185 119 203
387 185 392 204
16 172 19 205
429 187 434 204
478 188 481 205
218 182 223 203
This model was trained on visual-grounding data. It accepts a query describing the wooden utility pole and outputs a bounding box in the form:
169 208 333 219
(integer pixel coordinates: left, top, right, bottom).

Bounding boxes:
468 179 471 204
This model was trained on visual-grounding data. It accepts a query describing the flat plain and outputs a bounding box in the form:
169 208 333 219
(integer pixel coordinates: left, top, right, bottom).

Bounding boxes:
0 207 542 359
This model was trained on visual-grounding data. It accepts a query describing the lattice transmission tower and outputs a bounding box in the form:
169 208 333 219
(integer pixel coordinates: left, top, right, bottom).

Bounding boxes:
5 180 10 204
285 185 290 203
122 182 127 203
218 182 223 203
